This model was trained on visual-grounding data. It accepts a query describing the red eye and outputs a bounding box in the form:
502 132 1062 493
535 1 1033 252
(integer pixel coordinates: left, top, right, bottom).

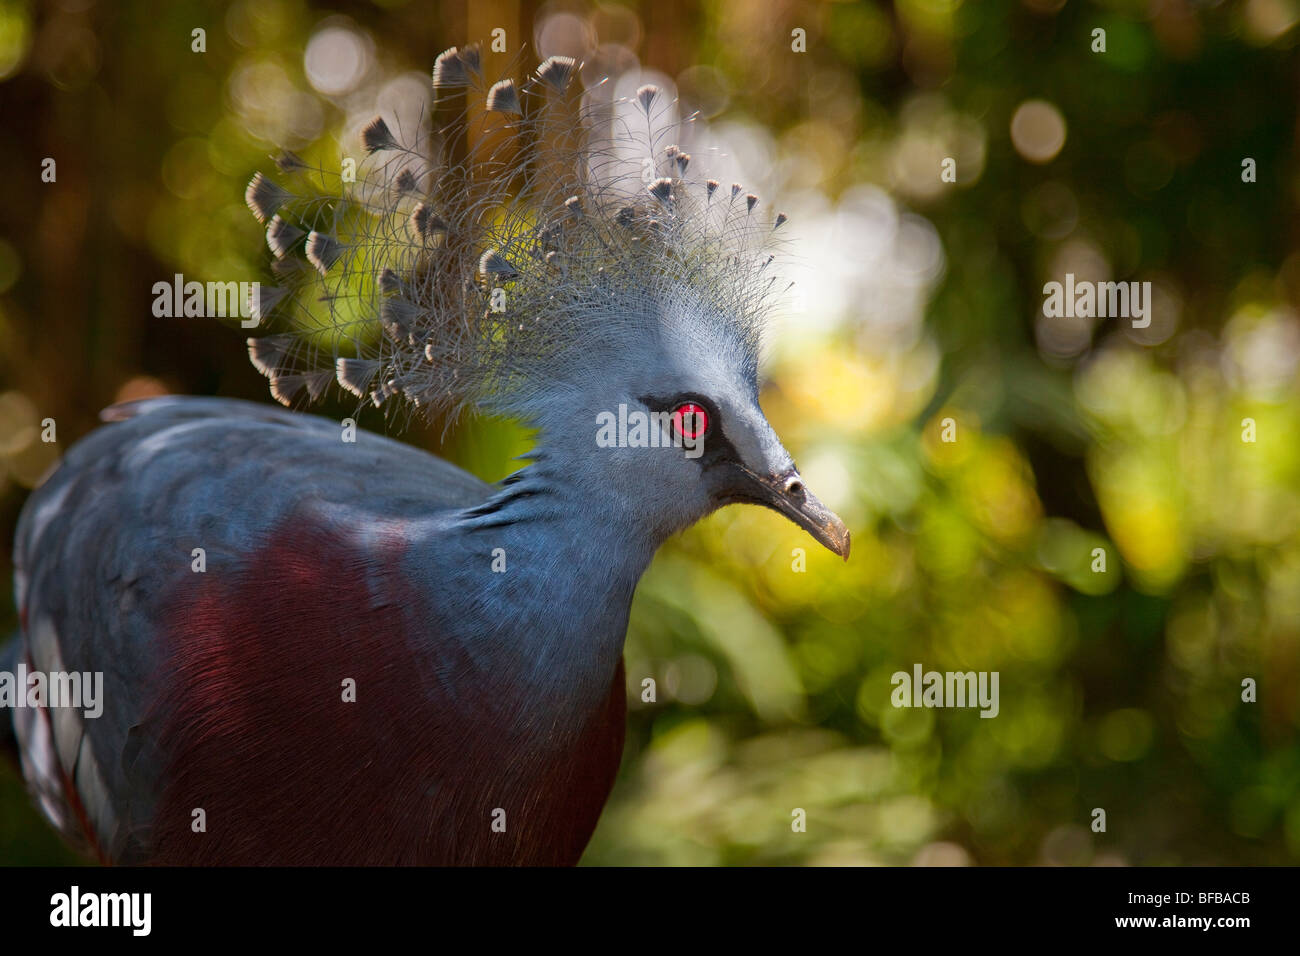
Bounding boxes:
671 402 709 440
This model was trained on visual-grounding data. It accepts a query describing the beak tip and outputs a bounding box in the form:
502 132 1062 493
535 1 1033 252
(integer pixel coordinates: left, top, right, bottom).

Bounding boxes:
814 518 850 561
831 525 849 561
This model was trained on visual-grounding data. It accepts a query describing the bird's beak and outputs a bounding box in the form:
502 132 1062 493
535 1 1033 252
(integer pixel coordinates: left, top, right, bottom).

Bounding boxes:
732 466 851 560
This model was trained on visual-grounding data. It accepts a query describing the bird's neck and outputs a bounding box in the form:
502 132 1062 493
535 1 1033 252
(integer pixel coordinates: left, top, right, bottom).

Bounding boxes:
405 439 672 713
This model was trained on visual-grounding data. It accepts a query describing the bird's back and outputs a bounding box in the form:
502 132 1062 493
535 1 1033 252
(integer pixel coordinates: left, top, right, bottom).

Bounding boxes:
9 397 626 863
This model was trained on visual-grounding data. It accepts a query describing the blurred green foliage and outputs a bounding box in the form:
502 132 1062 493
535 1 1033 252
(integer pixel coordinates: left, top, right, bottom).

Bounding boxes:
1 0 1298 865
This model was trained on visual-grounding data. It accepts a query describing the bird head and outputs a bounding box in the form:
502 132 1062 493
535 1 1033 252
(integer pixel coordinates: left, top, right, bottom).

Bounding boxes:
242 46 848 558
522 281 849 559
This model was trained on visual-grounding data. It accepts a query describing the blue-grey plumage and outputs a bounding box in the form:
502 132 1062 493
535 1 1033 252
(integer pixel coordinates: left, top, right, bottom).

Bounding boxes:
11 389 842 863
10 397 630 861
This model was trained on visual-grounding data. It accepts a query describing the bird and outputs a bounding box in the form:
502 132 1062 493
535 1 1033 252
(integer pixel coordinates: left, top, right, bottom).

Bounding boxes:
3 43 849 865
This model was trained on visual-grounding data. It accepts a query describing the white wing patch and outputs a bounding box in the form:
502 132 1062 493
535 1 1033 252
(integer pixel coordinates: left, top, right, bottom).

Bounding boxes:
14 688 67 834
13 616 114 856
